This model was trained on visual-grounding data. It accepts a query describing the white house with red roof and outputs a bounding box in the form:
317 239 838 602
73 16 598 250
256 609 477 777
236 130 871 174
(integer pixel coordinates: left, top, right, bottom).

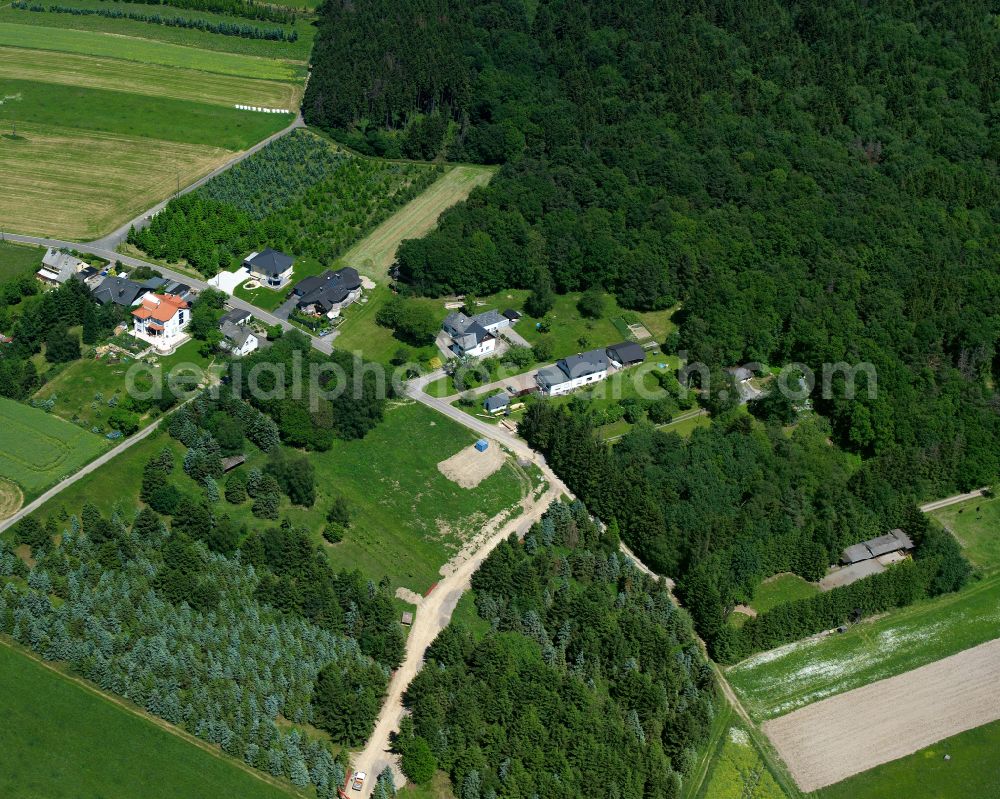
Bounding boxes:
131 293 190 351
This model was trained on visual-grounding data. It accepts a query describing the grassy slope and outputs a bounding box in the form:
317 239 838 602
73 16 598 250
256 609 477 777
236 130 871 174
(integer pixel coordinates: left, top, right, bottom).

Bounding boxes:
334 286 449 365
0 46 299 108
0 640 299 799
750 573 820 614
0 5 314 62
1 79 289 149
696 724 789 799
27 401 536 594
0 22 300 79
342 164 495 280
727 573 1000 721
0 240 42 283
815 718 1000 799
0 398 107 500
930 491 1000 575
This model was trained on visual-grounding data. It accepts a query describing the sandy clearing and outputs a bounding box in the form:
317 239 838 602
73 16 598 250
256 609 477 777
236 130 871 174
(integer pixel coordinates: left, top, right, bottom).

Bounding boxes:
437 443 505 488
0 478 23 521
763 638 1000 792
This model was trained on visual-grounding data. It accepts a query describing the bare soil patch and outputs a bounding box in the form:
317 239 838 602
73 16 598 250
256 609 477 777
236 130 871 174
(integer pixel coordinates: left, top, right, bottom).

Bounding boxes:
437 444 505 489
763 638 1000 792
0 478 23 521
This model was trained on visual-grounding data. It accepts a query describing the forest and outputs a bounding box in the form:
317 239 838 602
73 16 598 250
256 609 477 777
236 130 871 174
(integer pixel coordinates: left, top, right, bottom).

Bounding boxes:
401 500 716 799
129 131 442 274
519 404 972 659
304 0 999 499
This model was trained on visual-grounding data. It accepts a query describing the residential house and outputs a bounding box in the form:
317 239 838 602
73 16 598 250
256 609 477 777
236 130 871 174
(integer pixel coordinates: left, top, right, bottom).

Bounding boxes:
131 293 190 348
291 267 363 318
484 393 509 414
244 248 294 288
442 309 510 357
37 248 87 285
727 365 763 404
536 348 610 396
219 309 259 356
606 341 646 368
92 275 146 307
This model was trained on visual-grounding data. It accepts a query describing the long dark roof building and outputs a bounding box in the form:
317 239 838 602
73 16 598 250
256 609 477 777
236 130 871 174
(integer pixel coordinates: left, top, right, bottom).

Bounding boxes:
292 267 362 313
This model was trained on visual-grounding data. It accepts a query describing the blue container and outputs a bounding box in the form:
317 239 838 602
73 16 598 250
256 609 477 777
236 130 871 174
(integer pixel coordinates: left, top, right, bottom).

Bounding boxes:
475 439 489 452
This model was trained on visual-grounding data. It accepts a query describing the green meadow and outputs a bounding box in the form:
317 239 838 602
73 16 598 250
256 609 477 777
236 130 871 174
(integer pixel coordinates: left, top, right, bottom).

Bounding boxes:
0 241 42 283
0 641 299 799
930 490 1000 575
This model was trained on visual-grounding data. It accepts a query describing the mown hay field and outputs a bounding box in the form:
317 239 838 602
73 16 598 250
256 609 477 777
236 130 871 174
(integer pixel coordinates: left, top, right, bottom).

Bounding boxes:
0 123 232 239
0 46 300 109
0 398 106 499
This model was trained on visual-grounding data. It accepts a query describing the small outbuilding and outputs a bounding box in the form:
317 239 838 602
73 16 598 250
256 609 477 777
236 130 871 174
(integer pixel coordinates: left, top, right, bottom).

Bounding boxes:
484 393 509 414
221 454 247 472
606 341 646 367
502 309 521 322
400 611 414 626
474 439 489 452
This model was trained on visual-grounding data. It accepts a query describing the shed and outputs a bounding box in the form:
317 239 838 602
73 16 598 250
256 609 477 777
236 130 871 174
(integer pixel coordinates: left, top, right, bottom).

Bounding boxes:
502 309 521 322
484 393 509 413
400 612 414 626
606 341 646 367
474 439 489 452
221 454 247 472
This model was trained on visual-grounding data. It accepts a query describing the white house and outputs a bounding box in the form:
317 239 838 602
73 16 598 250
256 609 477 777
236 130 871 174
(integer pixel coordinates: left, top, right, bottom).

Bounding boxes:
131 293 190 350
442 309 511 358
219 309 259 356
244 248 294 288
37 248 87 285
536 348 610 396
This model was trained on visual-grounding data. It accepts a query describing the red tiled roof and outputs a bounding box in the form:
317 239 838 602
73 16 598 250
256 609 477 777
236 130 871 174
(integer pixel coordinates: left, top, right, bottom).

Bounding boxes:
132 293 188 323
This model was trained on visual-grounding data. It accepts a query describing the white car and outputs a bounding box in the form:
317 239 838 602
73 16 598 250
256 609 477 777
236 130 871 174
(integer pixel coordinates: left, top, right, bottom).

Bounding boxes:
352 771 367 791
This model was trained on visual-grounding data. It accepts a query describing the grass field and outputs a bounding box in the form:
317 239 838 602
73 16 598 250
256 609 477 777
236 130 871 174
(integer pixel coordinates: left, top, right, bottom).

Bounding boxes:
28 401 538 594
0 123 232 239
930 491 1000 575
697 724 789 799
0 22 301 79
398 772 458 799
0 398 107 500
751 573 820 614
814 717 1000 799
727 573 1000 721
334 286 449 365
342 164 496 280
0 240 41 283
0 46 300 108
0 640 299 799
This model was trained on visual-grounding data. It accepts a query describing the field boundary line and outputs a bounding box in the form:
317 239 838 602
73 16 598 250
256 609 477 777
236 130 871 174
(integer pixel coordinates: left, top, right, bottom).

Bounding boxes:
0 637 306 797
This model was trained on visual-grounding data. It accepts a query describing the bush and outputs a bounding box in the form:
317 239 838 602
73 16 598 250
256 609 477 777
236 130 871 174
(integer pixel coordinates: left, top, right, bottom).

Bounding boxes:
400 735 437 784
225 473 248 504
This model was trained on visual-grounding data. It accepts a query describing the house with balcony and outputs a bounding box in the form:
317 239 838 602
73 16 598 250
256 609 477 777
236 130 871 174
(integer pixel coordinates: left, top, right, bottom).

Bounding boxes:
536 348 610 396
291 267 363 318
131 293 190 351
244 248 294 288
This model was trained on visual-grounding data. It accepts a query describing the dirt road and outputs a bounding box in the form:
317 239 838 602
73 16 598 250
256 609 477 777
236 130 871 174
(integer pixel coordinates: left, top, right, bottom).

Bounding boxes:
919 487 990 513
350 477 563 796
763 637 1000 792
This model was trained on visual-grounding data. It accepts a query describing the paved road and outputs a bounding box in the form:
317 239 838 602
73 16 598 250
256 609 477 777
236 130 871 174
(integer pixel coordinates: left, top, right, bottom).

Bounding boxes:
919 487 990 513
88 113 305 251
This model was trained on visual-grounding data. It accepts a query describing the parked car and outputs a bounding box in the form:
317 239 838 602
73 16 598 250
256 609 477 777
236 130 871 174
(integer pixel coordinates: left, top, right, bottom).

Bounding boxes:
352 771 367 791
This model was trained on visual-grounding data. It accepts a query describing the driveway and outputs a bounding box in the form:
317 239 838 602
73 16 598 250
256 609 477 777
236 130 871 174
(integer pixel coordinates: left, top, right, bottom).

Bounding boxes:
273 296 299 321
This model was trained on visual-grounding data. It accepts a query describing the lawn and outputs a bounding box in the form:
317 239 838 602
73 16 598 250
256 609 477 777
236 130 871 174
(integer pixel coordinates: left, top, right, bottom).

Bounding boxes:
930 490 1000 575
815 718 1000 799
0 21 302 79
341 164 496 280
0 123 232 239
726 573 1000 721
0 240 42 283
0 46 301 109
0 4 314 62
0 397 107 501
2 80 290 149
0 640 300 799
750 573 820 615
29 401 539 594
334 286 448 365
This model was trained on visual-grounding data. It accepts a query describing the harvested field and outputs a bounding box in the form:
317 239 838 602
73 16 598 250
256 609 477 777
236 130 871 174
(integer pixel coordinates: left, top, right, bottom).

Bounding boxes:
0 478 24 521
438 444 506 488
0 47 300 109
0 123 231 239
763 638 1000 792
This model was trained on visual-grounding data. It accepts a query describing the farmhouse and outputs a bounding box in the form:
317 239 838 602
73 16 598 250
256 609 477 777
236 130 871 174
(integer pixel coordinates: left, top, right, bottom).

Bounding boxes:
727 364 764 404
92 275 146 307
841 529 915 565
536 348 610 396
131 293 189 350
244 248 294 288
291 267 362 318
36 248 87 285
219 309 259 356
442 309 511 357
606 341 646 367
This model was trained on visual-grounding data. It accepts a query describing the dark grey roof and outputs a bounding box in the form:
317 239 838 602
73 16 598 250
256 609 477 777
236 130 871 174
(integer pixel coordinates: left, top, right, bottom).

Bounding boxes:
140 277 167 290
841 544 872 564
842 529 915 563
607 341 645 365
560 348 609 378
221 320 255 350
484 393 509 411
220 308 252 326
293 268 362 311
163 281 191 297
92 275 144 306
502 309 521 320
536 364 569 389
473 309 506 329
246 248 293 277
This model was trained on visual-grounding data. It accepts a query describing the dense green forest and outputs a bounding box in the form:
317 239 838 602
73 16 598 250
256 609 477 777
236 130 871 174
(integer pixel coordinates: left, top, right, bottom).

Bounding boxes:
401 501 716 798
305 0 999 498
